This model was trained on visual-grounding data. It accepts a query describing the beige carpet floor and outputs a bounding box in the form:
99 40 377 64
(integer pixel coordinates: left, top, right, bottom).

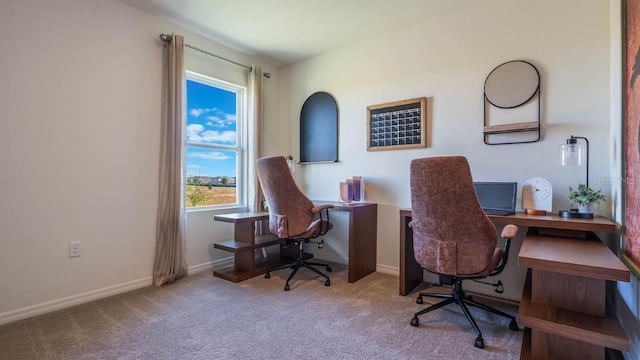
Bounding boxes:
0 265 522 359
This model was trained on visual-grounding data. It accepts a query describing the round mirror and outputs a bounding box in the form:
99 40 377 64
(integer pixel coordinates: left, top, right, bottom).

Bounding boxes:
484 60 539 109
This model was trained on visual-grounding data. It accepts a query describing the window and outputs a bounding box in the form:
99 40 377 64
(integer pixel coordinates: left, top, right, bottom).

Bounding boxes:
185 71 246 209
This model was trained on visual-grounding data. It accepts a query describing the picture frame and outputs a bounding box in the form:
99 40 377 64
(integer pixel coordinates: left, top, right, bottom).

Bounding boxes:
366 97 427 151
624 0 640 272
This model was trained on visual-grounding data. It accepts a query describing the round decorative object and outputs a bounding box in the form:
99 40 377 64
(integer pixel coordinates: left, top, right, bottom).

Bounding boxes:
484 60 540 109
522 177 553 213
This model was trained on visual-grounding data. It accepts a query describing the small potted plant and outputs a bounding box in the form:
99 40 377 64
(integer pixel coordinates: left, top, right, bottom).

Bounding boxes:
567 184 606 213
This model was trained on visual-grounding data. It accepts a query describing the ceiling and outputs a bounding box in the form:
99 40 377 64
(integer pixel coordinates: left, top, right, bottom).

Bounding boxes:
119 0 479 67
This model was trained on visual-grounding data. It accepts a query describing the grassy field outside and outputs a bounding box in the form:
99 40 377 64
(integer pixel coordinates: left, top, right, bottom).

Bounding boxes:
186 185 236 207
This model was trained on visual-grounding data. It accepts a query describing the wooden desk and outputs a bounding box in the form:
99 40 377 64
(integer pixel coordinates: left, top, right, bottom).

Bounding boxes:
214 202 377 284
398 210 630 359
518 233 630 359
212 212 282 283
399 211 617 296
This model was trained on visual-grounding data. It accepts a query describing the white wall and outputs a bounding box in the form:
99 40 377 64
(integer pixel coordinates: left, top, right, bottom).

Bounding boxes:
1 3 631 355
280 0 611 300
0 0 280 323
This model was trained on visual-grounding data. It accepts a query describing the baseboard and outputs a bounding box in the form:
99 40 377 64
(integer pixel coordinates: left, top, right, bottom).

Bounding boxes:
188 256 234 274
376 264 399 276
0 276 152 326
0 256 236 326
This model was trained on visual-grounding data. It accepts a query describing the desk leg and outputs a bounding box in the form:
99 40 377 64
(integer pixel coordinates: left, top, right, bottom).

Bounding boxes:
528 269 606 360
234 222 255 273
400 214 423 296
348 204 377 283
531 329 603 360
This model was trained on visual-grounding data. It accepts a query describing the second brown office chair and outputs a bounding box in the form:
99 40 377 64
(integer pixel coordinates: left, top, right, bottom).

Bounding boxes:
409 156 519 349
257 156 334 291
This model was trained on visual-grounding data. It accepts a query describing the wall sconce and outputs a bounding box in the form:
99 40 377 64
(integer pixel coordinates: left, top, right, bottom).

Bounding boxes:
561 135 589 187
286 155 296 173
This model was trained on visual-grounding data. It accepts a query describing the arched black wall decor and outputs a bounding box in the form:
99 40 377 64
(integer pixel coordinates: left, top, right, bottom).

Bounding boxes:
300 92 338 163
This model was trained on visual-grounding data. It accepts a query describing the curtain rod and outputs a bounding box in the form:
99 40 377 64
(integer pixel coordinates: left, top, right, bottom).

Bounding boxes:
159 34 271 78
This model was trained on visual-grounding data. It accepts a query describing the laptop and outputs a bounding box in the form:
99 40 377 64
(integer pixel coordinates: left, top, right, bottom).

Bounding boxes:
473 182 517 216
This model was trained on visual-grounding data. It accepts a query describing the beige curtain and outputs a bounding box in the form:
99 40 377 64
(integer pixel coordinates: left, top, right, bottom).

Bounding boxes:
153 34 188 286
248 65 265 215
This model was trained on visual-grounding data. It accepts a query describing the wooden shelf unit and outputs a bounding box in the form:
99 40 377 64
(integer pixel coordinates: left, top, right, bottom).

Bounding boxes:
517 231 630 359
213 212 285 283
214 235 280 253
398 211 631 359
213 202 378 284
519 271 629 351
213 252 284 283
482 121 539 135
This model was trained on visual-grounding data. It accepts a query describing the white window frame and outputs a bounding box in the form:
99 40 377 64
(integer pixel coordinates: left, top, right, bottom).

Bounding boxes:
185 70 247 212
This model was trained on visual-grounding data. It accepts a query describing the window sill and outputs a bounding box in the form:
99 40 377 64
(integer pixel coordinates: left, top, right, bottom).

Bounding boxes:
186 205 248 216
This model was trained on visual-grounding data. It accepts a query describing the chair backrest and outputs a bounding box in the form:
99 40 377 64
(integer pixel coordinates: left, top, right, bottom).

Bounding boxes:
410 156 497 277
257 156 315 238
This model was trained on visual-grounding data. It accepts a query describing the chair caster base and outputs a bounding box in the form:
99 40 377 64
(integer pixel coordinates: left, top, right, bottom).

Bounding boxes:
284 284 290 291
264 272 270 279
410 317 419 327
416 296 423 304
509 320 519 331
474 336 484 349
325 280 331 286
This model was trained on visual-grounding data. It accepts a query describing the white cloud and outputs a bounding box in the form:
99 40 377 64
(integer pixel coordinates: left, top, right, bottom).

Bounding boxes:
190 107 234 119
188 151 230 160
190 104 237 126
201 130 236 143
206 116 227 127
187 123 236 144
190 108 205 117
186 124 205 142
206 115 236 128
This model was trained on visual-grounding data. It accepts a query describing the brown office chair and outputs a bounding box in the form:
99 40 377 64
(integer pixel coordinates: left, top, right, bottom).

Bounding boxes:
257 156 334 291
408 156 519 349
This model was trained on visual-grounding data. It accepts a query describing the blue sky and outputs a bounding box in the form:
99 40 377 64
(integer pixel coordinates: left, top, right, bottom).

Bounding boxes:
186 79 237 178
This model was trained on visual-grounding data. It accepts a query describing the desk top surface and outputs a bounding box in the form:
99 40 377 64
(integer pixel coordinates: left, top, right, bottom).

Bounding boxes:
214 202 377 223
314 201 377 211
400 209 615 233
519 235 630 282
488 213 615 233
214 212 269 223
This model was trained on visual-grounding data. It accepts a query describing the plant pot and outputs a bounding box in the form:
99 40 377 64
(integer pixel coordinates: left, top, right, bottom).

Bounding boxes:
578 203 595 214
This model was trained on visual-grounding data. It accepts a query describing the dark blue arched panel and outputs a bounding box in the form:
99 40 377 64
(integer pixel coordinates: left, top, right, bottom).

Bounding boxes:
300 92 338 163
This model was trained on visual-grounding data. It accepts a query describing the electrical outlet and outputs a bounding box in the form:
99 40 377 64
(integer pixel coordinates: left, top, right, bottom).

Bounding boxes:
69 241 82 258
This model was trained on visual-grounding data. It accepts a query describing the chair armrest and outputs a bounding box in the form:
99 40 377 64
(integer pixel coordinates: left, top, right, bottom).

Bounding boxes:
311 204 334 236
501 224 518 239
311 204 335 213
491 224 518 276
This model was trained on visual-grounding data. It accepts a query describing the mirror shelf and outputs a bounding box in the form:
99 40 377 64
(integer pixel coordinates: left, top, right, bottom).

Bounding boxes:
483 60 541 145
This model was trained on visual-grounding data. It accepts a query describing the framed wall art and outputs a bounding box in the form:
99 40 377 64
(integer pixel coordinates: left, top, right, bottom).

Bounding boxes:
366 97 427 151
624 0 640 272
